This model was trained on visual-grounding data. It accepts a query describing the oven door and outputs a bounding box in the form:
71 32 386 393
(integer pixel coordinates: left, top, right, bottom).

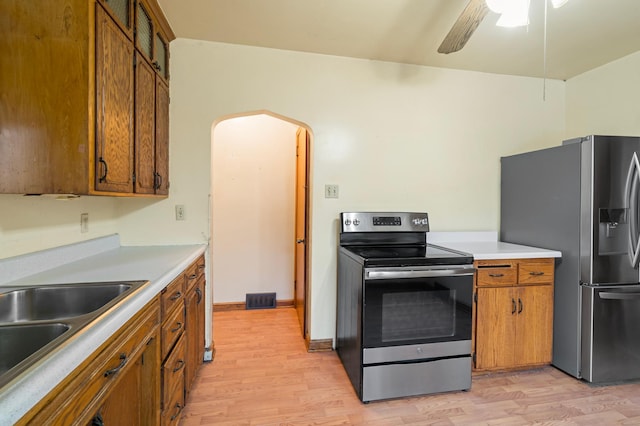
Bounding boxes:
362 265 474 362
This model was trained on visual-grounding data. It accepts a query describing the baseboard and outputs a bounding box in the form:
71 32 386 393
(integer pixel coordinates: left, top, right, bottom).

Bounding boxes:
213 299 294 311
306 338 333 352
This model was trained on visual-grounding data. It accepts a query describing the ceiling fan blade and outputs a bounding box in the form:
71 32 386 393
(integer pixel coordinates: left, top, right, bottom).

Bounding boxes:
438 0 489 54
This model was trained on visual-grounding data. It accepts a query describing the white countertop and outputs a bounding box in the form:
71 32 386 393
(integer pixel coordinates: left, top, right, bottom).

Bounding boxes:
427 231 562 260
0 236 206 424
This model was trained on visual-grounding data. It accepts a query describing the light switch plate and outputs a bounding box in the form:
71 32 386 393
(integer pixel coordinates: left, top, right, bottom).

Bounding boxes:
325 184 339 198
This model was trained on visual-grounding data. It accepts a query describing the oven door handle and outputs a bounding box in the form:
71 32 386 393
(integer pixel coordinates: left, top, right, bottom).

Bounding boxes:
365 268 474 280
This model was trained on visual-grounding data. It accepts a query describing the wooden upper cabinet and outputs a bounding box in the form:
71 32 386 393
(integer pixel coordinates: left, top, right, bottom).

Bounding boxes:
134 53 157 194
155 80 170 195
0 0 174 196
95 5 135 193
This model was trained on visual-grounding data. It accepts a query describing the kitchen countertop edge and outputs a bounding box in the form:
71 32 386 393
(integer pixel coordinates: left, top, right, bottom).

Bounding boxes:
0 242 207 424
438 240 562 260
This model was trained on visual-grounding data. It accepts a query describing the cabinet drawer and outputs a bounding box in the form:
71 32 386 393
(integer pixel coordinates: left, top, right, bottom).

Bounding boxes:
476 261 517 287
162 303 185 359
161 377 185 426
518 259 554 284
162 334 186 408
161 275 185 319
185 255 205 292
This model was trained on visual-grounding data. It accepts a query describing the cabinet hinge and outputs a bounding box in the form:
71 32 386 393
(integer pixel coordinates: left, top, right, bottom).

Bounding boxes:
132 173 136 183
133 55 137 68
472 352 476 364
474 293 478 303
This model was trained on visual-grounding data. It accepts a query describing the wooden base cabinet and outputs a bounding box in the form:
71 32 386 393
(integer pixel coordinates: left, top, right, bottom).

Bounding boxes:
185 256 206 396
18 298 161 425
474 258 554 371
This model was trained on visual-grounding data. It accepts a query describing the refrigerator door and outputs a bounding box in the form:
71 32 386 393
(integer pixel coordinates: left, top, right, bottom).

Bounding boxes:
581 284 640 382
580 135 640 285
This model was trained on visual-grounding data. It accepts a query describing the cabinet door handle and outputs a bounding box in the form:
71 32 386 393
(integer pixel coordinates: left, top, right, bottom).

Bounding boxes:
104 353 127 377
511 298 516 314
156 173 163 190
173 359 185 373
171 322 183 333
489 273 504 278
91 413 104 426
196 287 203 304
529 271 545 276
170 403 183 421
518 298 523 314
170 291 182 301
98 157 108 183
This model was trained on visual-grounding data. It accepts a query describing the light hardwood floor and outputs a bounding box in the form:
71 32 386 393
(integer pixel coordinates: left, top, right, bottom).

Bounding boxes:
180 308 640 425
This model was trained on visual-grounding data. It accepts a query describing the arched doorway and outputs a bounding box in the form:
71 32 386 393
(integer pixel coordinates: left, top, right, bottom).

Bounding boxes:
210 111 312 340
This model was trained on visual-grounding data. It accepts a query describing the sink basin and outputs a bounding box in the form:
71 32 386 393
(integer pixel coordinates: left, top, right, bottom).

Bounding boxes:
0 280 147 389
0 323 71 376
0 283 133 322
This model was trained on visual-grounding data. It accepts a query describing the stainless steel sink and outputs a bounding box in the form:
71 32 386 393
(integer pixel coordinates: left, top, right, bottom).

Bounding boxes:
0 283 133 322
0 281 148 389
0 323 70 375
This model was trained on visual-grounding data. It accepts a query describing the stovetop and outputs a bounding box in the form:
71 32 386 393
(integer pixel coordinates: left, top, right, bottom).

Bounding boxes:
340 244 473 267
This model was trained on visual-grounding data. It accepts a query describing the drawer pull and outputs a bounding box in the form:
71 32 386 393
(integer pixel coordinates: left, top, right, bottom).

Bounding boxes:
488 273 505 278
170 291 182 301
196 287 203 304
529 271 545 276
104 353 127 377
170 403 184 421
173 359 185 373
171 322 183 333
187 273 197 281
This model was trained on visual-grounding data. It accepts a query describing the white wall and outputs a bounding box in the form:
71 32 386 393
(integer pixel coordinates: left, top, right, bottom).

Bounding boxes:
156 39 565 341
565 51 640 138
211 115 298 303
0 195 119 258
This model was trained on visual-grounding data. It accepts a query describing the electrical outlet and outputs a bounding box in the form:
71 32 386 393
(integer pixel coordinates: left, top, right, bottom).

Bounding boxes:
175 205 186 221
80 213 89 233
325 184 339 199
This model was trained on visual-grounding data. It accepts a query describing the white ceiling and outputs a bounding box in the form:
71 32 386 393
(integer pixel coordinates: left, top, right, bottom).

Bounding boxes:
156 0 640 80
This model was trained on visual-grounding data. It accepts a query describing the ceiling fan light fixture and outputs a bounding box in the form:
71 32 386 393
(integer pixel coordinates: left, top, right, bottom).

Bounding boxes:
487 0 531 27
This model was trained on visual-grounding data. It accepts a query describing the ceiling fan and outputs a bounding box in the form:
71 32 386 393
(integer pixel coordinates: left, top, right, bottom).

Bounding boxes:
438 0 489 54
438 0 569 54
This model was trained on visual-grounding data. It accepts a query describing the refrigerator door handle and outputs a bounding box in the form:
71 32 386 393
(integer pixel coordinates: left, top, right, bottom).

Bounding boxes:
625 152 640 268
599 291 640 300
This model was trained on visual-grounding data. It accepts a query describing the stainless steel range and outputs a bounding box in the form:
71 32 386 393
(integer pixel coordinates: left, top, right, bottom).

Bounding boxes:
336 212 474 402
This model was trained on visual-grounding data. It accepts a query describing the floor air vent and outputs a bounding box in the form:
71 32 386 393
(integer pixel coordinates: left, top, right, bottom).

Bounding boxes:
246 292 276 310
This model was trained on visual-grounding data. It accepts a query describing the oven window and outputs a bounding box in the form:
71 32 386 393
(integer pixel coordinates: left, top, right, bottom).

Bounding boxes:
363 276 472 348
381 289 455 342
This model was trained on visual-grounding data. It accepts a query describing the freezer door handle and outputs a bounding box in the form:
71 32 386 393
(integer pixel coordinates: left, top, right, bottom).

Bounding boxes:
624 152 640 269
598 291 640 300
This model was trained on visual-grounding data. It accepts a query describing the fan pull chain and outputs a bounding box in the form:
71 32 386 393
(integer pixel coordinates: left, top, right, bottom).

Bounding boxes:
543 0 548 101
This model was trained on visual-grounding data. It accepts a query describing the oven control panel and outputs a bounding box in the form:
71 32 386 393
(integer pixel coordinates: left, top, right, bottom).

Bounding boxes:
341 212 429 233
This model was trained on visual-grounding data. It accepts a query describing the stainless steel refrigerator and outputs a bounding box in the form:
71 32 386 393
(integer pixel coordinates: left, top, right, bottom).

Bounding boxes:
500 135 640 383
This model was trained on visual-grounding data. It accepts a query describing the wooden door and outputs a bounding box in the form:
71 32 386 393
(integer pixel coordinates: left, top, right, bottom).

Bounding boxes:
95 5 134 193
134 53 156 194
514 285 554 366
155 79 170 194
294 128 309 337
475 287 516 369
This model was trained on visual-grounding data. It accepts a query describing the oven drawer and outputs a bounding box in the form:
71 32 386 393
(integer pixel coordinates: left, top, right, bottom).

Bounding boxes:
363 340 471 364
362 356 471 402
